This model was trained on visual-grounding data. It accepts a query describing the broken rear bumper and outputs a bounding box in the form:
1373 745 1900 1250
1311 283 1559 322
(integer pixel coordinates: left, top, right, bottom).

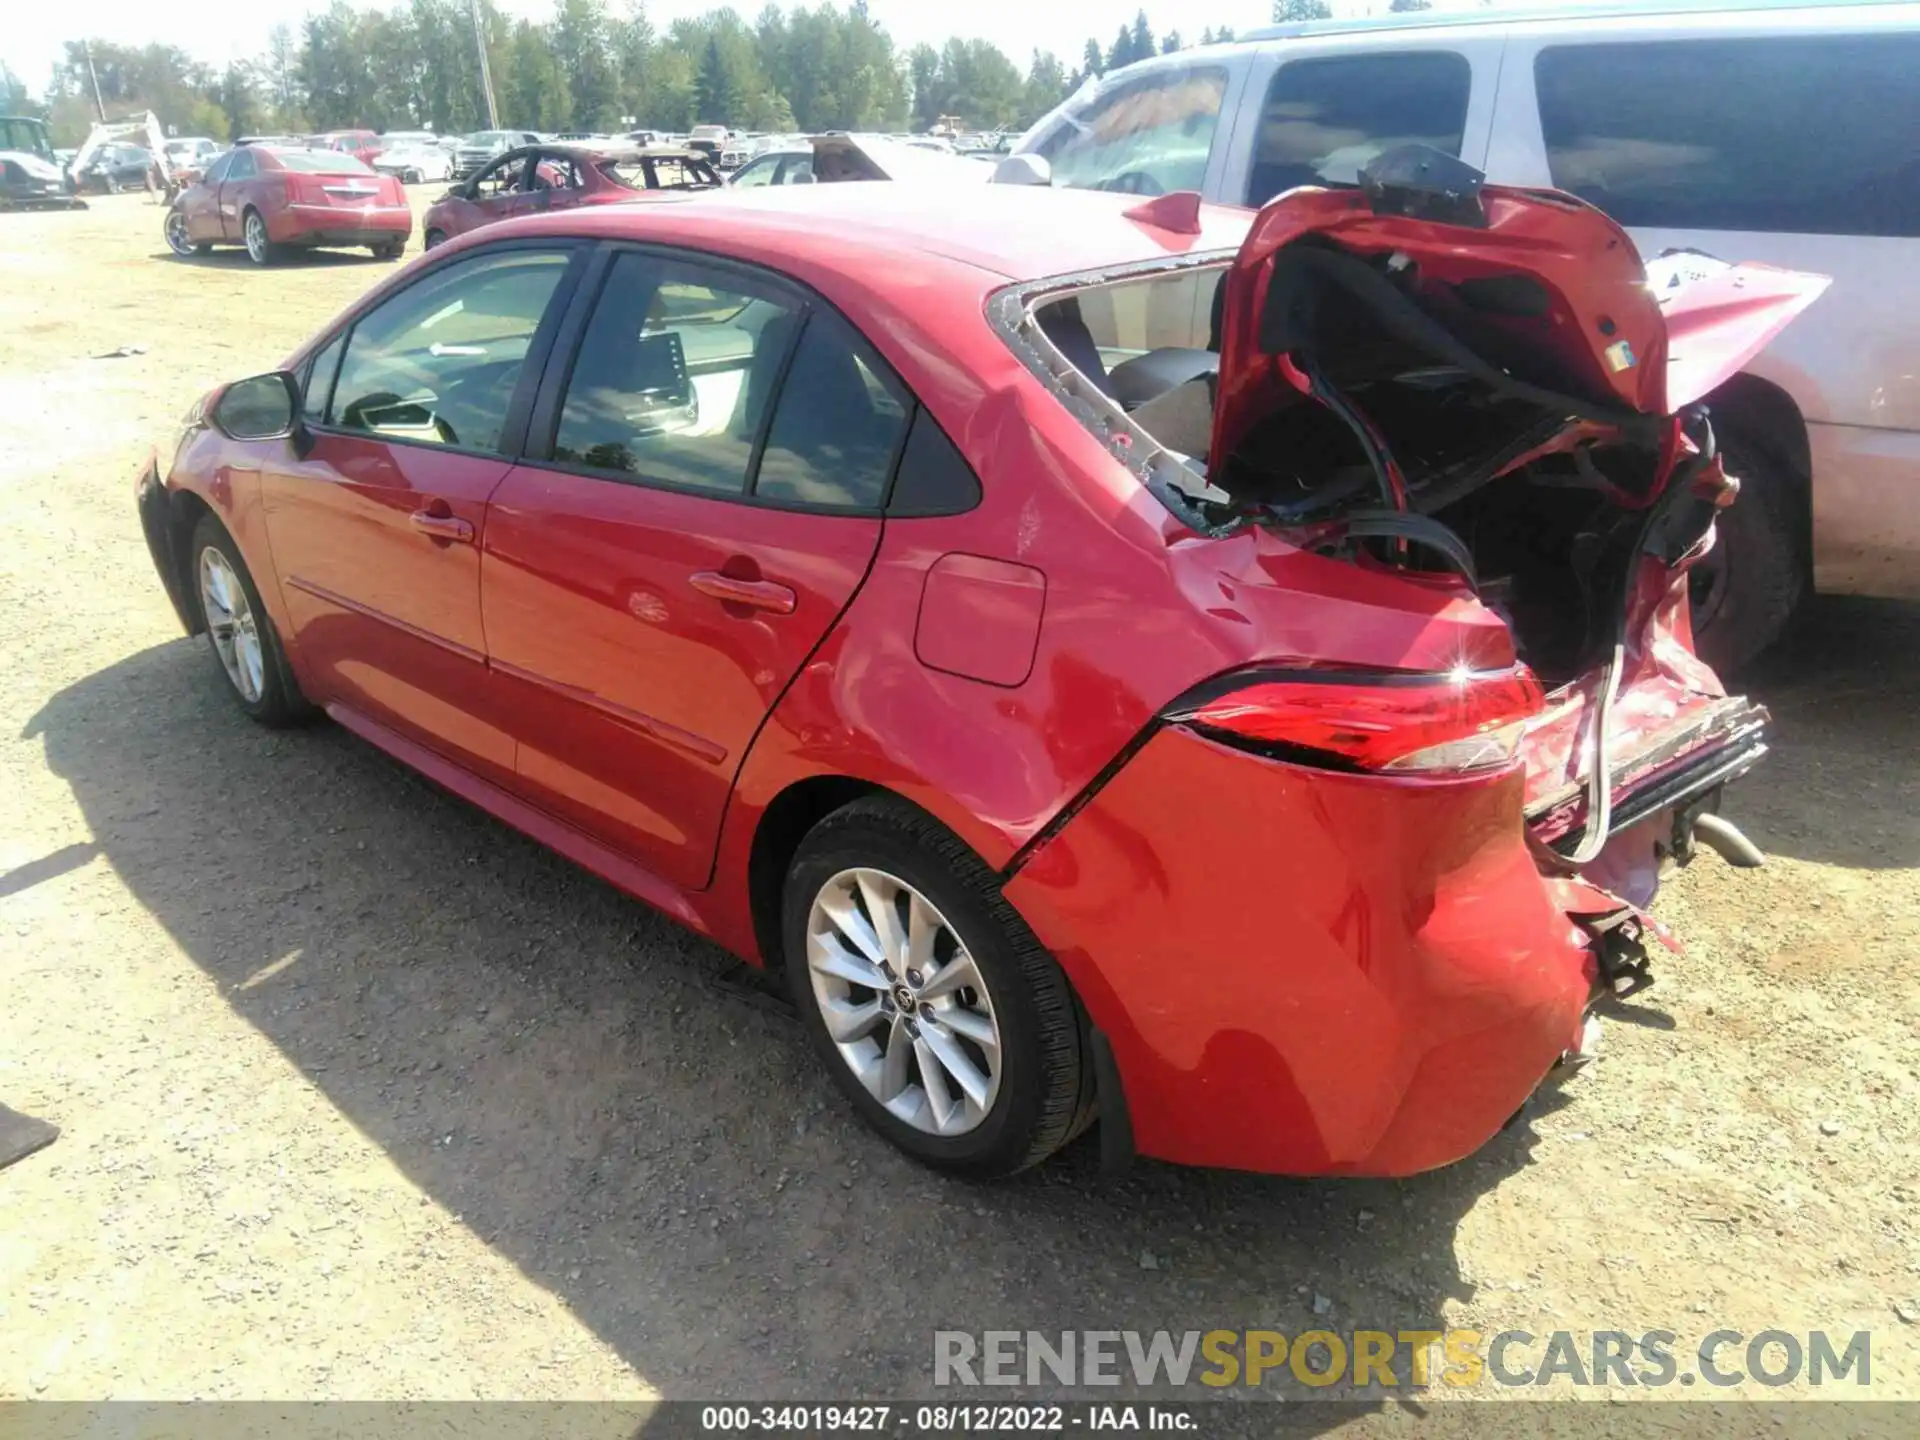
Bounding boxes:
1003 724 1599 1177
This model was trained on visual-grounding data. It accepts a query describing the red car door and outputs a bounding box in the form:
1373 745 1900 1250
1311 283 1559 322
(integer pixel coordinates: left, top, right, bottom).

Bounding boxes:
481 249 911 890
217 146 260 240
182 152 231 242
258 245 580 782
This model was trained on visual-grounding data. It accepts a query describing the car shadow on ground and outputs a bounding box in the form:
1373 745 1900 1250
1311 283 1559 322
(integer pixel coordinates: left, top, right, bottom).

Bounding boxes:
146 249 402 270
21 638 1589 1410
1723 594 1920 870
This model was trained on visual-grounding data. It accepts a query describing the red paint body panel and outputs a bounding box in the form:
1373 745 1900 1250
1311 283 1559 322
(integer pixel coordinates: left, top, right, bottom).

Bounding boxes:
481 465 882 891
142 183 1811 1178
258 431 514 784
1003 726 1595 1176
423 150 696 243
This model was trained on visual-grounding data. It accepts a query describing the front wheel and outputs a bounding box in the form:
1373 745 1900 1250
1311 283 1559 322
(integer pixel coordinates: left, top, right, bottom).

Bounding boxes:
424 227 447 250
242 209 279 266
783 796 1092 1178
370 241 404 260
191 514 308 726
163 208 194 257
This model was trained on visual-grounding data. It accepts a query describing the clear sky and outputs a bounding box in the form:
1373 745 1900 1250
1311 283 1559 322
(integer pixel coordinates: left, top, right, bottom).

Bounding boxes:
2 0 1499 95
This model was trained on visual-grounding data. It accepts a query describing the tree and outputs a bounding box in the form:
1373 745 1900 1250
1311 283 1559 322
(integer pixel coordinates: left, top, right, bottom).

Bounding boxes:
1080 38 1105 82
1104 24 1133 73
908 42 942 132
553 0 618 129
1129 11 1155 65
1273 0 1334 20
1389 0 1434 8
260 24 303 129
216 63 260 140
1020 50 1068 126
1 64 33 118
1161 31 1183 54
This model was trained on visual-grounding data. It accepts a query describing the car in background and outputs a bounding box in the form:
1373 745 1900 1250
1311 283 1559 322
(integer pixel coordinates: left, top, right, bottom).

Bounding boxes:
373 137 453 185
1008 0 1920 672
164 145 411 264
423 143 720 247
729 133 993 188
165 137 220 172
236 135 306 149
452 129 542 179
0 150 83 208
75 143 155 193
308 130 384 167
137 177 1808 1180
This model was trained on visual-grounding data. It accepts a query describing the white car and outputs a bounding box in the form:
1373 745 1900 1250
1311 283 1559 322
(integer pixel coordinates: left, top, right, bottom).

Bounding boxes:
373 139 453 185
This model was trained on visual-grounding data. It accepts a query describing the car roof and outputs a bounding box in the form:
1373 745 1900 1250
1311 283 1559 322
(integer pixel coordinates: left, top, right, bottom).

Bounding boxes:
487 181 1253 284
1245 0 1897 40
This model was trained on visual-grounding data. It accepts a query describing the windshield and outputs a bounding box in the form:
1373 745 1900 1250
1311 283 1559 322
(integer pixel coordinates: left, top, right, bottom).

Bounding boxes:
465 132 511 146
272 151 377 174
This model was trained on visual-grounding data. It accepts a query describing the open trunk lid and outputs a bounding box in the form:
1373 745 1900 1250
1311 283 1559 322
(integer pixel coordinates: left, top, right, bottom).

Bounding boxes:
1195 150 1826 884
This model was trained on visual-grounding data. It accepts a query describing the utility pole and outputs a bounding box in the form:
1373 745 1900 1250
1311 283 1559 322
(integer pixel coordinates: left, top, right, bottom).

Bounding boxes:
83 39 106 122
469 0 499 128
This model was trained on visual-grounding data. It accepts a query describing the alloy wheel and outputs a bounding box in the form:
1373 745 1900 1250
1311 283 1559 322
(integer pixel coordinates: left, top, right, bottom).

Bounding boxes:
198 546 266 703
244 212 269 264
805 867 1002 1137
164 210 193 257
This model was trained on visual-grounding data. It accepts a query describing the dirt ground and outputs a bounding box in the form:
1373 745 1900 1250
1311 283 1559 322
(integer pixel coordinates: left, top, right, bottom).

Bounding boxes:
2 191 1917 1416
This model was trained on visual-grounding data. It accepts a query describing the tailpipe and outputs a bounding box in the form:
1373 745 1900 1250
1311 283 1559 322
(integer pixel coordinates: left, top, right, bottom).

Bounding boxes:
1691 811 1766 869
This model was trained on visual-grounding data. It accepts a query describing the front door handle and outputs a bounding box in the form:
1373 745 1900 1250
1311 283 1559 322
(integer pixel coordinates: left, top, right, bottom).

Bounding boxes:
409 509 474 544
689 571 796 615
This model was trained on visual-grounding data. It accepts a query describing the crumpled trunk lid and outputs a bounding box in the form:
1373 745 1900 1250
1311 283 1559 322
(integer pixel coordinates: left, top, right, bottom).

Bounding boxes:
1204 152 1827 888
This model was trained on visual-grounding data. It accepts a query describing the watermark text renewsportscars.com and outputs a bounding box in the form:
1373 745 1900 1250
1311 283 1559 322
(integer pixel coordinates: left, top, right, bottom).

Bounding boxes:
933 1329 1872 1390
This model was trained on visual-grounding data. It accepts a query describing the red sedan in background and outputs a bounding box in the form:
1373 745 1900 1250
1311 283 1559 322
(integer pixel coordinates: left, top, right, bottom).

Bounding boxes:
164 146 412 264
309 129 384 167
422 143 719 248
135 161 1820 1180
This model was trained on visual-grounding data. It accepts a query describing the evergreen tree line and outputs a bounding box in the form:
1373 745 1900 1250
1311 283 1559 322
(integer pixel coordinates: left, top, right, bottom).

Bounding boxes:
9 2 1244 148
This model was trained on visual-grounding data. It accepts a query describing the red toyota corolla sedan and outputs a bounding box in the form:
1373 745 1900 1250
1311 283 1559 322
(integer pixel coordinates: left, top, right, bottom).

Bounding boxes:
164 145 412 265
134 159 1823 1179
422 143 721 249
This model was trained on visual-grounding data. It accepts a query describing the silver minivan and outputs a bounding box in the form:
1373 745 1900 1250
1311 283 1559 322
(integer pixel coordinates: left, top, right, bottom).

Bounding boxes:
1013 1 1920 668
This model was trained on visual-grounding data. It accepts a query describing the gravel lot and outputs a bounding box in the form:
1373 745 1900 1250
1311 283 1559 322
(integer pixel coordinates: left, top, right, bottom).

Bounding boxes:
2 191 1917 1416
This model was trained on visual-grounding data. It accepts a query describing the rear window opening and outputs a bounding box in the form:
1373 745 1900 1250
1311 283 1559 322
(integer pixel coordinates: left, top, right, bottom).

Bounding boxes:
1007 245 1717 691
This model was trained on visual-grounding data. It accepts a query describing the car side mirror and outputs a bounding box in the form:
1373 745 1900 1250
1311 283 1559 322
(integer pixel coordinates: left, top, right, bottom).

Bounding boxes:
992 154 1051 187
210 371 301 441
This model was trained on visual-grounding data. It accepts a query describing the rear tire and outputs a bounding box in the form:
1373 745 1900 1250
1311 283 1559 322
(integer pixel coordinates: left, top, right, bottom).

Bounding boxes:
424 227 447 250
370 241 404 260
242 208 279 266
782 796 1090 1178
190 514 310 727
1691 429 1806 674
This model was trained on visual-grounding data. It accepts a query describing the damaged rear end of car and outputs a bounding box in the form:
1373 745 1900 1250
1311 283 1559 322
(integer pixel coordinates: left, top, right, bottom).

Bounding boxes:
993 154 1826 1176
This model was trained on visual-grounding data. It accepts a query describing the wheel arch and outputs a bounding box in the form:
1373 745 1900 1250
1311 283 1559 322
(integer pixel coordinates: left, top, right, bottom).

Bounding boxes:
166 487 217 634
745 774 884 973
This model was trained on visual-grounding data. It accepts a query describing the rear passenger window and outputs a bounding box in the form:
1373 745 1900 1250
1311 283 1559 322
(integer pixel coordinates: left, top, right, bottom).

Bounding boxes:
1247 51 1471 205
1536 35 1920 237
553 253 802 494
754 310 909 509
1034 67 1229 196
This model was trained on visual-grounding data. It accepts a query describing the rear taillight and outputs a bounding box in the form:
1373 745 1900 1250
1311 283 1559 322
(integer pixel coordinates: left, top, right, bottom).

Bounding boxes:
1175 667 1545 776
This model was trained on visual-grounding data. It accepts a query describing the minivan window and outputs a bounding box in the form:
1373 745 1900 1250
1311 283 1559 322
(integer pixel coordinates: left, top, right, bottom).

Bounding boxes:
1034 67 1229 196
1536 35 1920 237
1247 51 1471 205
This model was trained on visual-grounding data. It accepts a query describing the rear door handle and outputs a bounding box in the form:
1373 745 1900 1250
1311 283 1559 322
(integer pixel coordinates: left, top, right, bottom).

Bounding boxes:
689 571 796 615
409 509 474 544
